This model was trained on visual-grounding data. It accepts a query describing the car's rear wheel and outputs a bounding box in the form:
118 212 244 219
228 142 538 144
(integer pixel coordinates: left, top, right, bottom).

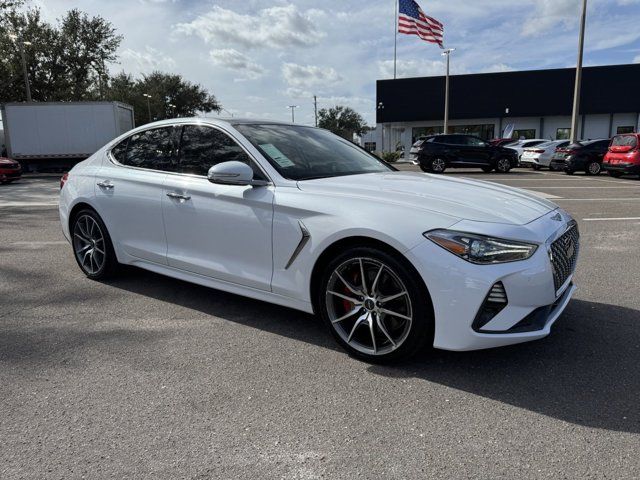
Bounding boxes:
585 161 601 175
71 209 119 280
318 247 433 362
429 158 447 173
496 158 512 173
608 170 622 178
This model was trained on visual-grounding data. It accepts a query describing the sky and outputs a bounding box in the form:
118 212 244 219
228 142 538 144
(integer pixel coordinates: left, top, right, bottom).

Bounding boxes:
30 0 640 125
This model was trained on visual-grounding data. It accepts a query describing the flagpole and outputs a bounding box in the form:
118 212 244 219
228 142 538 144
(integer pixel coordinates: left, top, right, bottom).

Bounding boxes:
393 0 398 79
570 0 587 143
442 48 455 134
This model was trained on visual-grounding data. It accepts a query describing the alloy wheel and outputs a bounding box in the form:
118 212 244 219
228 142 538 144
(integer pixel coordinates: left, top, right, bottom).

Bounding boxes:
325 257 413 356
588 162 601 175
73 214 106 275
497 158 511 172
431 158 446 173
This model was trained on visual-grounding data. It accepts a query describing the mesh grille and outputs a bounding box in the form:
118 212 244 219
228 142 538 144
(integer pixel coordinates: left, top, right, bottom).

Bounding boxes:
550 224 580 291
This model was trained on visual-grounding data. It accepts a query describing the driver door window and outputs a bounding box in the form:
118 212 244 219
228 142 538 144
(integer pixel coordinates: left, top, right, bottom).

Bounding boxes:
177 125 265 180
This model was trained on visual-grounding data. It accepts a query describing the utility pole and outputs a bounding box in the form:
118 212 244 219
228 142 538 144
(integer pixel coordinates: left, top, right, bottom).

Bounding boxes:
441 48 455 134
313 95 318 127
143 93 152 122
570 0 588 143
9 34 32 102
288 105 299 123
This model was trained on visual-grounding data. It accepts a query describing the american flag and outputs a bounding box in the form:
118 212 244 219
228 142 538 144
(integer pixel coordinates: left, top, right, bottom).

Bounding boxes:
398 0 444 48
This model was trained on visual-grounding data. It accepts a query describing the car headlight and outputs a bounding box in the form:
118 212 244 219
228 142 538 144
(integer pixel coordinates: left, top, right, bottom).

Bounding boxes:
424 230 538 264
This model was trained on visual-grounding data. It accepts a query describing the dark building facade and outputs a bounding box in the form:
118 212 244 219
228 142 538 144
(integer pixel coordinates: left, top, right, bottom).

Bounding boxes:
368 64 640 153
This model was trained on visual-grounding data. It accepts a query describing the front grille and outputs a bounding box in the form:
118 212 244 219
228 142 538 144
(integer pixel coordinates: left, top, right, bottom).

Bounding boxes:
550 223 580 291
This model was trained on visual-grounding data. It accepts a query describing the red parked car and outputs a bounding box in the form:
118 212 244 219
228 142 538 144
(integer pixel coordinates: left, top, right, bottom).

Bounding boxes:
0 157 22 184
603 133 640 178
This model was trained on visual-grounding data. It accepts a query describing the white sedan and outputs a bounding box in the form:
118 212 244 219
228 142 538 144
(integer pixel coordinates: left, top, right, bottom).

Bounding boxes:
59 119 580 362
520 140 570 170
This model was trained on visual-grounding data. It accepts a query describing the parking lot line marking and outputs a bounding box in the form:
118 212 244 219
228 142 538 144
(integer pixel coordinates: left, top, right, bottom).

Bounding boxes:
582 217 640 221
520 189 562 199
521 186 640 189
0 202 59 207
556 198 640 201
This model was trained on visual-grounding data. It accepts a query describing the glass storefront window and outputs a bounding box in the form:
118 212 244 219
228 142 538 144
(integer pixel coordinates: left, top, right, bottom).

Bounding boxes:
556 128 571 140
512 129 536 140
412 124 495 142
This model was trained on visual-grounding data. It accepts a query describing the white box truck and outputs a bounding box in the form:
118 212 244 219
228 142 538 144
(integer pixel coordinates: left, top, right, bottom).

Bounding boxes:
0 101 134 170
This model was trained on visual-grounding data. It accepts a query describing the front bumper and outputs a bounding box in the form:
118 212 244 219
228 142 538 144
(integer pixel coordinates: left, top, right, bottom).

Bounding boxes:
405 210 578 351
603 162 640 175
0 167 22 181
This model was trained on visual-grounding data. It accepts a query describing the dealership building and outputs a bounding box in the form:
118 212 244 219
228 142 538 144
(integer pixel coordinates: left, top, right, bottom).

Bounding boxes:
365 63 640 154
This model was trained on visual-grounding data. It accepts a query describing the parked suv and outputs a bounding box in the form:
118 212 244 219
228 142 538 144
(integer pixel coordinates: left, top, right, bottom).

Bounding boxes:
603 133 640 178
415 134 519 173
550 139 610 175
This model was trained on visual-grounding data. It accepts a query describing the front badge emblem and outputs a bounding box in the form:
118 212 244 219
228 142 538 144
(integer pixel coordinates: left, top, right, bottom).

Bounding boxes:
551 212 562 222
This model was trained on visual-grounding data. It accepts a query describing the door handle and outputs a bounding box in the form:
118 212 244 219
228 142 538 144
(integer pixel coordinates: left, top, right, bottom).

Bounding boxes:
166 192 191 201
97 181 114 189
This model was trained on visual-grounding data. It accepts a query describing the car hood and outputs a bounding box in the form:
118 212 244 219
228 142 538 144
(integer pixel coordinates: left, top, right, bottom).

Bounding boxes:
297 172 557 225
0 158 18 166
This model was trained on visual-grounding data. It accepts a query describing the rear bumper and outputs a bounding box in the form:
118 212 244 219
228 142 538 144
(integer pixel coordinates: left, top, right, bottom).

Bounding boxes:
603 162 640 174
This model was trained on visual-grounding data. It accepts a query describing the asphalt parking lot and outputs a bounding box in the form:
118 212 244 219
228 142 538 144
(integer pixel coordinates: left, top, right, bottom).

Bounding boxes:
1 170 639 479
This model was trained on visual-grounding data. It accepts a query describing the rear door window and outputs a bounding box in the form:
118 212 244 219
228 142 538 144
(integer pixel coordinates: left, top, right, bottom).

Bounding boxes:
123 127 179 171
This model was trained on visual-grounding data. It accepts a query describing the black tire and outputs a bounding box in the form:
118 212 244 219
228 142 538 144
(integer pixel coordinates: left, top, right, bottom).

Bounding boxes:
496 157 512 173
317 246 433 363
419 164 430 173
549 165 557 172
532 164 541 171
608 170 622 178
585 161 601 175
481 166 493 173
71 209 119 280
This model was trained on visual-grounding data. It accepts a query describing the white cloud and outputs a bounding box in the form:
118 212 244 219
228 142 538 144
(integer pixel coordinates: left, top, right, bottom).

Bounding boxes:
209 49 265 79
377 59 447 79
522 0 580 36
634 55 640 63
481 63 515 73
282 63 342 87
175 5 324 50
119 46 176 74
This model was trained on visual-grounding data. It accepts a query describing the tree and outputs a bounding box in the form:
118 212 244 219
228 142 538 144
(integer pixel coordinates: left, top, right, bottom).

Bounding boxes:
318 106 368 140
0 6 122 102
105 71 221 126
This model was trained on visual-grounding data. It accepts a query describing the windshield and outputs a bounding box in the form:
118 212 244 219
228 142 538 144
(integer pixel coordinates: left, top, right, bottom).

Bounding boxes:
235 124 393 181
612 135 637 147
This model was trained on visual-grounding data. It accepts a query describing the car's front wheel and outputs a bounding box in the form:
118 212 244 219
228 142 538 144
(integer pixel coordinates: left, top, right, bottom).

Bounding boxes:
496 157 512 173
71 209 119 280
318 247 433 362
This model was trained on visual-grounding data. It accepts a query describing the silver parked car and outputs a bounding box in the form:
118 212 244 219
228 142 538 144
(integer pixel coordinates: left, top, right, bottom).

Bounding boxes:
505 139 548 162
520 140 570 170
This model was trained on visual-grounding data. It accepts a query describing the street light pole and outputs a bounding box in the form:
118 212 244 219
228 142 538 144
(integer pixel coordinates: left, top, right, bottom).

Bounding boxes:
377 102 385 153
288 105 299 123
143 93 152 123
10 34 32 102
441 48 455 135
570 0 588 143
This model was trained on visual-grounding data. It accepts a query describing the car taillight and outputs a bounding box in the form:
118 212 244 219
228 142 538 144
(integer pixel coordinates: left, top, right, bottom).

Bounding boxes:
60 172 69 189
532 149 545 153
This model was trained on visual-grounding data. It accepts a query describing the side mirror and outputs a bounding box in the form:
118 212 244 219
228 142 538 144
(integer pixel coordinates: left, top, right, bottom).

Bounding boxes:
207 161 254 186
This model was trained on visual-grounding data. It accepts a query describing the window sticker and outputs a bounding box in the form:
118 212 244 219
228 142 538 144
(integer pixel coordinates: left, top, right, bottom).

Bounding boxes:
259 143 295 168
